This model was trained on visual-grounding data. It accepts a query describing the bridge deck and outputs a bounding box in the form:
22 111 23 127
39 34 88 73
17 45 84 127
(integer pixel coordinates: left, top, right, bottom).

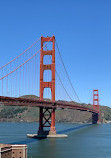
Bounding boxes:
0 96 99 114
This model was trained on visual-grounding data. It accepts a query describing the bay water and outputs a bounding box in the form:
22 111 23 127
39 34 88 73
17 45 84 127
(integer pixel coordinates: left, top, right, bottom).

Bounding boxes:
0 122 111 158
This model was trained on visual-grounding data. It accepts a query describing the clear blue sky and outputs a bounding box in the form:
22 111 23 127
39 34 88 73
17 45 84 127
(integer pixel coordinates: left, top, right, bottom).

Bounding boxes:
0 0 111 106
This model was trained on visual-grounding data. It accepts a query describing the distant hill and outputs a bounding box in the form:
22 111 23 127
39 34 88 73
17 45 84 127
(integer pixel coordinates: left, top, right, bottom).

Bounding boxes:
0 95 111 123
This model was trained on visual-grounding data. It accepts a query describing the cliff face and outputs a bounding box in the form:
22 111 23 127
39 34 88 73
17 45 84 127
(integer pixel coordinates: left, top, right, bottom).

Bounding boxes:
0 95 111 123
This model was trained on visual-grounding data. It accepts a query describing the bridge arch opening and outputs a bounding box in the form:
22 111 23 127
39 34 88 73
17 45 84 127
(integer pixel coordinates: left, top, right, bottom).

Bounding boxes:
43 41 53 51
43 55 52 65
43 70 52 82
43 88 51 101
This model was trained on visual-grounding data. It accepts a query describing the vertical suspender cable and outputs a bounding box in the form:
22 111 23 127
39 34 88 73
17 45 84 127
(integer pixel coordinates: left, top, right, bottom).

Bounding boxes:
19 67 21 97
23 64 24 96
2 68 3 96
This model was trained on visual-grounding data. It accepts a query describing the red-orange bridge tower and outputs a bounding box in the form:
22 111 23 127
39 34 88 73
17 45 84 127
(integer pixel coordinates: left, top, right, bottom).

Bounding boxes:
92 89 99 124
38 36 56 135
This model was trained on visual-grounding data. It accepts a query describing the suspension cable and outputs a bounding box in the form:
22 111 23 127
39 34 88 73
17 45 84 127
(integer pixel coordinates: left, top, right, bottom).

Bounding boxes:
0 37 52 80
0 37 41 69
55 39 81 103
55 69 72 101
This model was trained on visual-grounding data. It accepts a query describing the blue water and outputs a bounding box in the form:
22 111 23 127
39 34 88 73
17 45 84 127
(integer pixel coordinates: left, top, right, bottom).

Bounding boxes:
0 122 111 158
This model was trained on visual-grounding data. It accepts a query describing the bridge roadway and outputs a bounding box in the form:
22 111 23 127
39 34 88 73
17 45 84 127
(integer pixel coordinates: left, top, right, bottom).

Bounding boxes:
0 96 99 115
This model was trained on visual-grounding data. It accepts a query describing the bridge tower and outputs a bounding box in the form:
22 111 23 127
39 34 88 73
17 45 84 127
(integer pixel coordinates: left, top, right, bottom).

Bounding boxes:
92 89 99 124
38 36 56 135
93 89 99 112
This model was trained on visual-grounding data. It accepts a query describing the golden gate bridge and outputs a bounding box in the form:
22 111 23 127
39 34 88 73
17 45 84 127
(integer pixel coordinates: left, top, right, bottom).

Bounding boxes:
0 36 99 137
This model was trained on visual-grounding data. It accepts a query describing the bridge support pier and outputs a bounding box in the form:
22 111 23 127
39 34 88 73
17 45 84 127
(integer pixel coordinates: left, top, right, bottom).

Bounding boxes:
49 108 56 135
27 106 67 138
92 113 99 124
38 107 56 136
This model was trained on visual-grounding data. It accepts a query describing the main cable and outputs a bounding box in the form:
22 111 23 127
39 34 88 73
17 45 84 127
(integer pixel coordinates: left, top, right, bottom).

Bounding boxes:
55 39 81 103
0 37 41 69
0 37 52 80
